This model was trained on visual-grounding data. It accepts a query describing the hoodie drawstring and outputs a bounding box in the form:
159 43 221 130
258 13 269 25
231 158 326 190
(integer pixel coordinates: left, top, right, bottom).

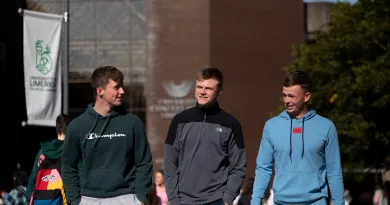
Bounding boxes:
93 115 111 147
289 118 293 161
301 118 305 158
289 117 305 161
82 117 99 148
82 115 112 149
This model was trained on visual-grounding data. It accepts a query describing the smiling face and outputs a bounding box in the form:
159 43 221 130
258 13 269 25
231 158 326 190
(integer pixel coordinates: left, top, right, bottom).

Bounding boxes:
96 79 125 107
195 78 220 107
282 85 311 118
282 71 313 119
91 66 125 109
194 68 224 108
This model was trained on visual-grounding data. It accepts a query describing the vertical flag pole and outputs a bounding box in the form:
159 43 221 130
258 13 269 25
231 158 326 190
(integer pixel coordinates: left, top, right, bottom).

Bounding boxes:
63 0 70 115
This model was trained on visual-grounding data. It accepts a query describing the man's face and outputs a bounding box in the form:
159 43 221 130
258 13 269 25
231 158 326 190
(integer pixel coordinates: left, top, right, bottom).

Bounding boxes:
195 78 220 107
154 172 164 186
97 79 125 107
1 191 6 198
282 85 311 116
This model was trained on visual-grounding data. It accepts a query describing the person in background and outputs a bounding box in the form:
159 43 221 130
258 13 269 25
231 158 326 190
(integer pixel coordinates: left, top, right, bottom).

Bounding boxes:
146 184 161 205
373 175 388 205
344 189 352 205
0 189 7 205
5 170 28 205
25 114 71 200
155 170 167 205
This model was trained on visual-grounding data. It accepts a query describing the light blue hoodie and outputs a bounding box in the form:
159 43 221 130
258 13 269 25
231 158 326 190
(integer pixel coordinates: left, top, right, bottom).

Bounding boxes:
251 110 344 205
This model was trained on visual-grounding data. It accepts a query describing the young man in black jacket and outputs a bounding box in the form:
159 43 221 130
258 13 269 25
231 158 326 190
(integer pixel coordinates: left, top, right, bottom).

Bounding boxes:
164 67 246 205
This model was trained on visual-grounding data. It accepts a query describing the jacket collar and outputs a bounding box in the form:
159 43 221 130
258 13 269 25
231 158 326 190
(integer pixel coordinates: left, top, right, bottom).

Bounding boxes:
195 101 221 114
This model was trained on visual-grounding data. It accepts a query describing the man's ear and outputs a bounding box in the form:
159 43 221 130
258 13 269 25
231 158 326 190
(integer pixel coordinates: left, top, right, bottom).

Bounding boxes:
304 91 311 103
218 89 223 96
96 87 103 98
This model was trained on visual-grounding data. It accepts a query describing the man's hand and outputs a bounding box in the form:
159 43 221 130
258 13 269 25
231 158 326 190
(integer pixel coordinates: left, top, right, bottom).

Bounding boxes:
140 202 144 205
225 202 229 205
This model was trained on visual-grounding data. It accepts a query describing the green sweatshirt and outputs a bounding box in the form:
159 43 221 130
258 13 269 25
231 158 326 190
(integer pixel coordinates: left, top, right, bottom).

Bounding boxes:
26 139 64 200
62 104 153 205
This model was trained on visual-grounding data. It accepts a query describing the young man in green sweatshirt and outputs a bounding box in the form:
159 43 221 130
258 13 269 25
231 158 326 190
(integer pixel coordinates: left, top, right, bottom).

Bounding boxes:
25 114 71 201
62 66 153 205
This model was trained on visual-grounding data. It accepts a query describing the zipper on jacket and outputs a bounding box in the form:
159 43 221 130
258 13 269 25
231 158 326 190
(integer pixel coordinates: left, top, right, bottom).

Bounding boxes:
199 113 207 145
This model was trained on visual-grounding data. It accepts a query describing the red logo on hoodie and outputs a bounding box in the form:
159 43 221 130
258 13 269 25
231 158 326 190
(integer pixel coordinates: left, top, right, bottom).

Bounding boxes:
293 127 302 134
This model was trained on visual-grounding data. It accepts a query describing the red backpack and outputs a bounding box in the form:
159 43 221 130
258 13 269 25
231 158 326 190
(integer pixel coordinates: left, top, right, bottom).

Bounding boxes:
29 154 67 205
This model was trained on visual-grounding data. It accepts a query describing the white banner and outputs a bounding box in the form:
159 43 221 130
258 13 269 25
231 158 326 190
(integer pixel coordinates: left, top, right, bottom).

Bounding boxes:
23 10 63 127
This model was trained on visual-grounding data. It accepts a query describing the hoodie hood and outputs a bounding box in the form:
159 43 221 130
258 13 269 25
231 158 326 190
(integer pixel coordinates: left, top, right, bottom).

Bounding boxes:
278 109 317 160
86 103 121 118
278 109 317 121
41 139 64 159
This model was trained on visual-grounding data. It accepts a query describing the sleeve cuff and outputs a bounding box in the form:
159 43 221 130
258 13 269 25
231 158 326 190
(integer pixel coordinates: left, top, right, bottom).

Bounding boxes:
169 197 181 205
223 194 235 205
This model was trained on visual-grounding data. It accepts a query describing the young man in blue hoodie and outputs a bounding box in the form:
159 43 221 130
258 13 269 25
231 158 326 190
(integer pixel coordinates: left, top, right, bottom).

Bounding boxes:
62 66 153 205
251 71 344 205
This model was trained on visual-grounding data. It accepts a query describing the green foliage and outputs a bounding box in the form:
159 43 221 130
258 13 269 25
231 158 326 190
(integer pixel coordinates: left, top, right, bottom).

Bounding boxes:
284 0 390 170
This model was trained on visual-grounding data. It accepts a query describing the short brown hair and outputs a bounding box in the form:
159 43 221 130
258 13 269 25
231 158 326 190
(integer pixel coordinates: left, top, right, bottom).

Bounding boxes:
91 66 124 96
56 114 70 134
196 67 224 89
282 71 312 92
